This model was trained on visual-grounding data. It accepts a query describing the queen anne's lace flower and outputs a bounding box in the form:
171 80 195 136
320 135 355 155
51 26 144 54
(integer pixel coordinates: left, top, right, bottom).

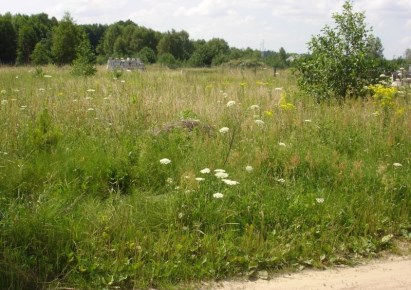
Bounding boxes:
213 192 224 199
160 158 171 165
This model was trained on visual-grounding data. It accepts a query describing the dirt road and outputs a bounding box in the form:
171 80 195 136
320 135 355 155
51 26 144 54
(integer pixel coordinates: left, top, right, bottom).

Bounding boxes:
214 256 411 290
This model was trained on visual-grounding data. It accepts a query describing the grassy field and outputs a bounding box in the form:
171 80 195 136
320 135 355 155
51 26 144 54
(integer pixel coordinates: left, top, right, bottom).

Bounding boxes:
0 65 410 289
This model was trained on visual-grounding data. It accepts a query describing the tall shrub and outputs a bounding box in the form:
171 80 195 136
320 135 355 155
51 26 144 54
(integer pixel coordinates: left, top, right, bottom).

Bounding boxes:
295 1 383 102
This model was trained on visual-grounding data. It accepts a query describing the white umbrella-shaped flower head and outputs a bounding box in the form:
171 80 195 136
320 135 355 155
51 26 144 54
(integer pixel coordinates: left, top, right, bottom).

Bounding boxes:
245 165 253 173
219 127 229 134
222 179 239 185
200 168 211 174
226 100 236 107
160 158 171 165
213 192 224 199
215 171 229 179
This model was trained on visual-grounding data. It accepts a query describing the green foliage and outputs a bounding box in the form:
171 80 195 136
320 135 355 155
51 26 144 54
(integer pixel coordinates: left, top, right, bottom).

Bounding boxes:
0 16 17 64
30 41 51 65
51 12 82 65
137 46 156 64
71 35 97 76
31 108 61 152
98 21 160 58
0 32 410 290
157 29 193 61
189 38 230 67
158 52 179 68
295 1 383 101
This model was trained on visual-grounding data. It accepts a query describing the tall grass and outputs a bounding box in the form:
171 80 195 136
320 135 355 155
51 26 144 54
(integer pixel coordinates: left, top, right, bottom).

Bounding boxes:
0 65 410 289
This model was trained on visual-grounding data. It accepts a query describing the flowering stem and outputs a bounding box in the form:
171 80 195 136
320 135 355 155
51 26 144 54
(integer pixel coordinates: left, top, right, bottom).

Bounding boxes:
222 127 236 167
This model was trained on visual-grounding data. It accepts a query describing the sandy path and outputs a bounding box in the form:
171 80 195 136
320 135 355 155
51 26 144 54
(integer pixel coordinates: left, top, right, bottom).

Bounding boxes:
212 256 411 290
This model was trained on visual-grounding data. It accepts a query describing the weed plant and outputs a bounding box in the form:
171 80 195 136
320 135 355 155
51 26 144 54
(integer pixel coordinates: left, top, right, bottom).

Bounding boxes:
0 65 410 289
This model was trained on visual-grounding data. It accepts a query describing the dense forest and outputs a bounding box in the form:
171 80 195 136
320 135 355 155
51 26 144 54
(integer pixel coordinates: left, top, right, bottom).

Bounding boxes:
0 12 294 68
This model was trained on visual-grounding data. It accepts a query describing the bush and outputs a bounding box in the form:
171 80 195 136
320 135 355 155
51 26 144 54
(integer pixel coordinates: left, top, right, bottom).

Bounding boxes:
71 35 97 76
158 52 179 69
295 1 383 102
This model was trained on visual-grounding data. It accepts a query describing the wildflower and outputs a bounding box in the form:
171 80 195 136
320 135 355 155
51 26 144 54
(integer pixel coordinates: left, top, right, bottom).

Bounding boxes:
20 105 27 110
254 119 265 126
264 110 273 117
1 100 7 105
160 158 171 165
38 88 45 92
120 80 126 83
277 178 285 183
393 163 402 167
44 75 52 78
278 142 286 147
222 179 239 185
87 108 94 111
200 168 211 174
214 169 226 173
166 177 173 184
87 89 95 92
316 197 325 204
274 87 283 91
219 127 229 134
215 172 229 179
371 111 380 117
195 177 205 181
226 100 236 107
213 192 224 199
178 212 183 219
250 105 260 110
0 90 6 94
245 165 254 173
304 119 312 123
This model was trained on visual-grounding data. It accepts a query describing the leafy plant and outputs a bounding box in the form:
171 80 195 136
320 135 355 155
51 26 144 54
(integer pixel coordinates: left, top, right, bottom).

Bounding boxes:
71 34 97 76
295 1 383 102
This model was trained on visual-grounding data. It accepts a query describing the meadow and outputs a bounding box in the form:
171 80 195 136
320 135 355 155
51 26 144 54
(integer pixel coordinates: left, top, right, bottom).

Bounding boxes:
0 65 410 289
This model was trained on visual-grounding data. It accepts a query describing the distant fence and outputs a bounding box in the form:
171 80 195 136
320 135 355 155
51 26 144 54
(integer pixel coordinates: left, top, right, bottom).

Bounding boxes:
107 58 145 71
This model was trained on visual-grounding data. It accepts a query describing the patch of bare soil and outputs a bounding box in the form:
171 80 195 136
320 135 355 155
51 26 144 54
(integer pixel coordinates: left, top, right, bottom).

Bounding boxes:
207 242 411 290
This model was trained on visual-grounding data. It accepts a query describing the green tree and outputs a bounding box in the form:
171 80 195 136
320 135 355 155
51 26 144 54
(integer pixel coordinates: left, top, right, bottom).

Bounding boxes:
80 23 107 53
158 52 178 68
189 38 229 66
157 29 193 61
31 41 51 65
71 34 97 76
51 12 82 65
0 15 17 64
295 1 383 101
138 47 156 63
16 24 38 64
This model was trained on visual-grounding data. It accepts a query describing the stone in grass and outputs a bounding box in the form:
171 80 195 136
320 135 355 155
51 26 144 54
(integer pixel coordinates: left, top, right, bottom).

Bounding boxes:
248 269 269 281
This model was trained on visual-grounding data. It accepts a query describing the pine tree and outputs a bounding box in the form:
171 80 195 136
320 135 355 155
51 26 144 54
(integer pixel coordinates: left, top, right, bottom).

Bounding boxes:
71 35 97 76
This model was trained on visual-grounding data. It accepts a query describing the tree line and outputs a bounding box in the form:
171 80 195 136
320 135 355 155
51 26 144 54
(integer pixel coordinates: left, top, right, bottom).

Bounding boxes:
0 12 291 68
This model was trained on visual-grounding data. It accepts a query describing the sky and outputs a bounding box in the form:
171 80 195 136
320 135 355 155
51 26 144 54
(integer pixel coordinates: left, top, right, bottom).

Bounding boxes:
2 0 411 59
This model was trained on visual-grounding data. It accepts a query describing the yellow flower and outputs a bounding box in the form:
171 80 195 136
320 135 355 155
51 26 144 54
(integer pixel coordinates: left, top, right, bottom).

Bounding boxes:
369 84 397 108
